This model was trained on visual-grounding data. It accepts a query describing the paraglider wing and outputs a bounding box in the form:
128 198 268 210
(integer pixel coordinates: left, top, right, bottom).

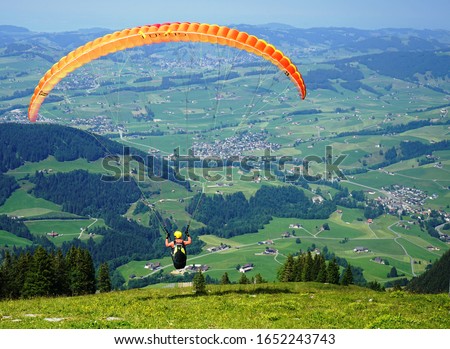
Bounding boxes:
28 22 306 122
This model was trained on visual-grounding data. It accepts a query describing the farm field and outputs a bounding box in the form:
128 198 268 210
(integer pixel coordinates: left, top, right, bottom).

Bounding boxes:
23 218 105 246
120 205 449 285
1 144 449 288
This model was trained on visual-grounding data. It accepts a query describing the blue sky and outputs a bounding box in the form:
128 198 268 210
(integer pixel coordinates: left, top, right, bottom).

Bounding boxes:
1 0 449 32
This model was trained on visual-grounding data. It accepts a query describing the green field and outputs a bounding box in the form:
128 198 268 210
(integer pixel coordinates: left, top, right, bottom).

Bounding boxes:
24 218 105 246
119 207 449 285
0 282 449 329
0 186 62 218
0 230 32 248
1 149 448 286
6 157 106 180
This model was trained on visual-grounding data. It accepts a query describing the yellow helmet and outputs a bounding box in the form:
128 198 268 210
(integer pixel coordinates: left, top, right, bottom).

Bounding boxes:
174 231 182 239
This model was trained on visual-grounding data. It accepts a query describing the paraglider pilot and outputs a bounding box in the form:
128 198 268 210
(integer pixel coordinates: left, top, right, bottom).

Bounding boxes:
165 226 191 269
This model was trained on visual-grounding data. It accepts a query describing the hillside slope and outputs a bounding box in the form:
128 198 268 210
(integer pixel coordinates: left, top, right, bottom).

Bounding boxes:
0 123 125 172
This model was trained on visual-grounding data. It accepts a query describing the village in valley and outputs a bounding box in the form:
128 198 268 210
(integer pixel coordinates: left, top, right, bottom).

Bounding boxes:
377 184 434 215
192 131 281 159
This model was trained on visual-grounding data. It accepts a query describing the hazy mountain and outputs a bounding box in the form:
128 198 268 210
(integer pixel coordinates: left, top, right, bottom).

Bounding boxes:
1 24 449 54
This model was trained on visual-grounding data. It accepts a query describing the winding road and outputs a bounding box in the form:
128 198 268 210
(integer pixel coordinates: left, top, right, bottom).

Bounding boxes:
387 222 416 277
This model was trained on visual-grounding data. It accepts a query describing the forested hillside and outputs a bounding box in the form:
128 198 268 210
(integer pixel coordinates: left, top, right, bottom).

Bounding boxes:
0 173 18 205
407 249 450 293
187 186 336 237
32 169 142 217
0 123 125 172
336 51 450 82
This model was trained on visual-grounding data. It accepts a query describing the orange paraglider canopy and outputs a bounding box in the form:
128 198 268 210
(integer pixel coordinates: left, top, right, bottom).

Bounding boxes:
28 22 306 122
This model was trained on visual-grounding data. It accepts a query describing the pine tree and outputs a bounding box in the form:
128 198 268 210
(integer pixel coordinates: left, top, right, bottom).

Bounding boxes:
326 258 340 284
79 249 96 295
22 246 54 298
12 252 32 298
0 254 6 299
293 254 304 281
311 253 323 281
220 272 231 285
193 270 206 294
388 266 398 278
302 251 314 281
238 272 249 284
66 246 83 296
66 246 80 295
254 273 265 284
97 262 112 293
315 254 327 283
367 281 385 292
278 254 295 282
341 265 354 286
53 249 70 296
0 251 14 299
66 246 96 296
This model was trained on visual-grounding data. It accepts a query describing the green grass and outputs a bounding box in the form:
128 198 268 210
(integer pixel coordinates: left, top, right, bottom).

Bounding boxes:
24 218 105 246
0 186 62 217
0 283 449 329
6 157 106 179
0 230 33 248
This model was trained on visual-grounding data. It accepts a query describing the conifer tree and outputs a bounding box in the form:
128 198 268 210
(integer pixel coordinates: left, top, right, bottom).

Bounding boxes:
0 251 14 299
341 265 354 286
97 262 112 293
53 249 70 296
388 266 398 278
311 253 322 280
66 246 83 295
220 272 231 285
293 254 304 281
12 252 32 298
326 258 340 284
66 246 96 296
279 254 295 282
0 263 3 299
367 281 385 292
302 251 314 281
22 246 54 298
239 272 250 284
193 270 206 294
79 248 96 295
315 254 327 283
254 273 266 284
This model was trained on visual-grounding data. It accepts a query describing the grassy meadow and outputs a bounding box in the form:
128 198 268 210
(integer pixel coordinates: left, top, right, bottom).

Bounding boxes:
0 282 449 329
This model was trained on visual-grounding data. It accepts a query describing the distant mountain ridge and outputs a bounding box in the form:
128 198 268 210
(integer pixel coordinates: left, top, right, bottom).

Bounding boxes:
1 24 449 53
